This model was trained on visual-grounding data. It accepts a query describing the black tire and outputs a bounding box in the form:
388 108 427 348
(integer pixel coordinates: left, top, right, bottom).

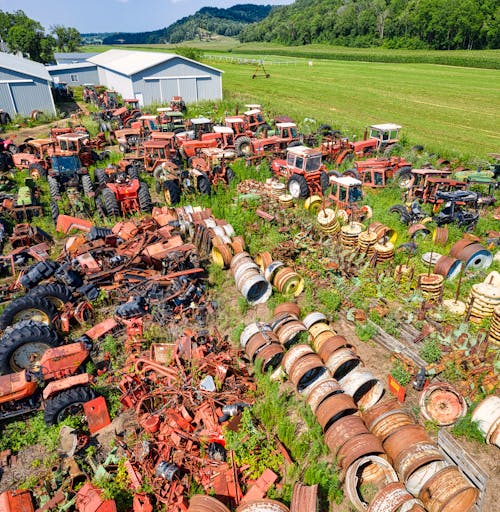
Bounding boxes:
389 204 411 225
287 141 301 149
29 163 47 180
81 175 93 196
226 167 236 183
235 136 252 157
50 200 59 225
94 168 108 186
19 261 59 289
343 168 361 180
256 123 271 135
411 145 424 152
138 182 152 213
118 143 128 154
287 173 310 199
27 283 73 310
0 112 11 125
319 171 330 193
396 168 414 190
7 144 18 154
101 188 120 217
95 195 106 219
99 150 111 161
0 295 58 330
44 386 96 425
47 176 60 199
0 320 59 374
328 170 341 178
127 167 139 180
318 124 333 136
163 180 181 206
197 174 211 195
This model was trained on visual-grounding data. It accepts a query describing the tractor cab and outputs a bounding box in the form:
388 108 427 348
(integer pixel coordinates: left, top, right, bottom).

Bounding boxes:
192 117 213 139
275 122 298 139
329 176 363 209
352 123 401 155
124 98 140 109
56 134 89 154
170 96 186 112
286 146 323 174
243 109 265 131
50 155 84 179
225 116 247 137
131 115 160 133
157 109 185 132
139 139 179 172
213 126 235 148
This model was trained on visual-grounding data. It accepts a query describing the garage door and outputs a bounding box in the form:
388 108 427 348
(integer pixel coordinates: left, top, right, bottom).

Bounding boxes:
160 79 178 103
0 84 15 116
178 78 197 103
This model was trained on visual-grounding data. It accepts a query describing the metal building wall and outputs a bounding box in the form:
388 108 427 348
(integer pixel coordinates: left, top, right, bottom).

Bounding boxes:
0 67 55 116
131 57 222 106
48 66 99 85
96 67 135 99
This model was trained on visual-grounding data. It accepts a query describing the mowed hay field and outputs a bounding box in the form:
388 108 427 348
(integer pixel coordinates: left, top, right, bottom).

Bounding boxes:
211 57 499 159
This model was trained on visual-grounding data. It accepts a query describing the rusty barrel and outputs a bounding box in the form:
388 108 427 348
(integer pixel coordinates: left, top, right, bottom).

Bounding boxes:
288 353 328 393
305 377 343 414
315 393 357 431
323 414 369 457
188 495 231 512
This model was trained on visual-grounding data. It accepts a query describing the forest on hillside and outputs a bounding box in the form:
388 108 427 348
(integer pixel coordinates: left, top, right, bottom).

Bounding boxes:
239 0 500 50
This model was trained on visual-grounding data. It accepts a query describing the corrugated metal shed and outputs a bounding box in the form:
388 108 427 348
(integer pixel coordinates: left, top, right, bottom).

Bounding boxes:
47 62 99 86
0 52 56 117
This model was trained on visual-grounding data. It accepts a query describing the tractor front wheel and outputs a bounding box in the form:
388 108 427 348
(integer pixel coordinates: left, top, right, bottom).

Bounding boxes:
50 200 60 225
138 182 152 213
28 283 73 310
81 175 93 196
343 168 361 180
163 180 181 206
320 171 330 193
48 176 60 199
94 168 108 186
44 386 96 425
101 188 120 217
235 136 252 157
287 174 310 199
197 174 212 196
396 168 414 190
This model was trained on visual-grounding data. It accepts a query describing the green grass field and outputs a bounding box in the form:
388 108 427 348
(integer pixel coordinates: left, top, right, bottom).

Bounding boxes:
83 43 500 159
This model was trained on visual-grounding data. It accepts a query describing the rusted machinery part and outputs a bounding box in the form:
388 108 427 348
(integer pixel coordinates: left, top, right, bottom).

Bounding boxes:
369 410 414 443
432 226 449 246
188 495 231 512
383 425 432 463
211 243 233 268
323 348 363 381
405 460 451 497
337 432 385 472
288 353 328 393
367 483 423 512
255 342 285 371
275 319 308 347
312 331 343 352
271 312 298 333
302 311 327 330
471 395 500 447
236 499 290 511
245 330 276 360
324 414 369 458
408 223 430 238
290 482 318 512
240 322 272 349
361 399 400 431
449 238 476 259
419 383 467 426
395 441 445 482
282 344 315 375
338 367 385 410
274 302 301 319
456 243 492 270
418 466 479 512
305 377 343 414
308 321 333 341
234 259 261 286
316 335 354 358
433 255 462 280
240 273 273 305
255 251 273 272
264 261 285 282
230 251 252 274
314 392 357 431
344 455 398 512
273 267 305 297
368 222 397 244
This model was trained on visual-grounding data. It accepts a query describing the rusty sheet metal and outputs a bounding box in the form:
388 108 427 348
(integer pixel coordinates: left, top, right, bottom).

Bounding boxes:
323 414 369 458
75 482 117 512
56 215 93 234
344 455 398 512
419 466 478 512
83 396 111 434
337 432 385 472
0 490 35 512
85 318 119 340
290 482 318 512
367 483 419 512
419 383 467 426
42 373 92 400
241 469 278 503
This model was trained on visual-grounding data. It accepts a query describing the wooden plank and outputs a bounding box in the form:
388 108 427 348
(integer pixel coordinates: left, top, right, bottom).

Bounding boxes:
438 429 488 511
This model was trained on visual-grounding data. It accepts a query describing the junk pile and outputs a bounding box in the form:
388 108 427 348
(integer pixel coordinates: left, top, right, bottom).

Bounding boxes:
240 305 482 512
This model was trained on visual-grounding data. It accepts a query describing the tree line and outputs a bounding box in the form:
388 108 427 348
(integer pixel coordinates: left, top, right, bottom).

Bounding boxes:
239 0 499 50
0 10 80 63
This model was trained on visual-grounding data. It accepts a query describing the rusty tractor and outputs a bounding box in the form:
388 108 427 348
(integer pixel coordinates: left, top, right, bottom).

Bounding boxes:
157 108 187 133
179 125 236 160
329 175 372 221
344 156 413 188
349 123 402 159
12 139 55 179
234 122 301 158
271 145 330 199
170 95 187 113
0 178 42 222
189 148 237 187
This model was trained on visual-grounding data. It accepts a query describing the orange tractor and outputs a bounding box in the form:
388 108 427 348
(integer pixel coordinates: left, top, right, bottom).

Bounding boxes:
343 156 412 188
349 123 402 159
271 146 330 199
234 122 301 157
329 175 372 221
0 337 97 425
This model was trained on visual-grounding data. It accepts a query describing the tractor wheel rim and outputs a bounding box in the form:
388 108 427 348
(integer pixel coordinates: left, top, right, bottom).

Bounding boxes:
164 188 171 205
13 308 50 324
10 342 52 372
241 144 251 156
57 402 87 423
288 181 301 198
47 297 65 310
31 169 41 180
399 178 413 189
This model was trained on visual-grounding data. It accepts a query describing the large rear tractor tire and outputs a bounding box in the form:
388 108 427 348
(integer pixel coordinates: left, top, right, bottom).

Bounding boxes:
47 176 60 200
29 163 46 180
197 174 212 196
235 136 252 157
389 204 411 225
163 180 181 206
0 295 58 330
101 188 120 217
50 200 60 225
81 175 93 196
0 320 59 374
19 261 60 290
44 386 96 425
287 174 310 199
343 168 361 180
94 168 108 186
27 283 73 310
138 182 153 213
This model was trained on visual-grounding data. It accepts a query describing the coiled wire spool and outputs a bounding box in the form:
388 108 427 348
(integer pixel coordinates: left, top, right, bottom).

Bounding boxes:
417 273 444 302
317 208 340 234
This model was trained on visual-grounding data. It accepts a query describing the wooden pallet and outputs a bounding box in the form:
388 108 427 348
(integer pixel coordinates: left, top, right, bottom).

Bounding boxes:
438 429 488 511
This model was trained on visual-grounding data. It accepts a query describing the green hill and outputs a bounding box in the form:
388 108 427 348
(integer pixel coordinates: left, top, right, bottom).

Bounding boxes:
101 4 274 45
239 0 500 50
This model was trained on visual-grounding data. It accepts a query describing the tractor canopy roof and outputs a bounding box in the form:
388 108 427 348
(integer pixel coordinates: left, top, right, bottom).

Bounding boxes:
143 139 174 148
51 155 82 173
286 146 322 158
245 104 261 109
276 122 296 129
191 117 212 125
331 176 362 187
29 138 54 147
436 190 478 203
57 134 88 142
213 126 234 135
150 132 175 140
200 147 236 159
369 123 402 132
157 107 173 112
225 116 244 124
137 115 157 121
161 111 184 118
411 168 452 176
244 109 262 116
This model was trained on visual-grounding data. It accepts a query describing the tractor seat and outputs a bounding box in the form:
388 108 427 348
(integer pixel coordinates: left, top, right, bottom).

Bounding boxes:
0 370 37 396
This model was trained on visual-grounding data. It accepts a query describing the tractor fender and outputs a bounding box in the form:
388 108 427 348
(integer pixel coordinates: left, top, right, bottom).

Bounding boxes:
43 373 92 400
336 149 354 165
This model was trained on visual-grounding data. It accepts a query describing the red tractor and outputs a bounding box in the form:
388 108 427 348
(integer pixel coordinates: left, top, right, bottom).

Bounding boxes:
0 337 97 425
170 95 187 113
190 147 237 187
55 133 108 166
94 165 152 217
12 139 55 178
344 156 412 188
234 122 301 157
178 125 235 160
328 175 372 221
271 146 330 199
318 135 354 165
349 123 402 159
